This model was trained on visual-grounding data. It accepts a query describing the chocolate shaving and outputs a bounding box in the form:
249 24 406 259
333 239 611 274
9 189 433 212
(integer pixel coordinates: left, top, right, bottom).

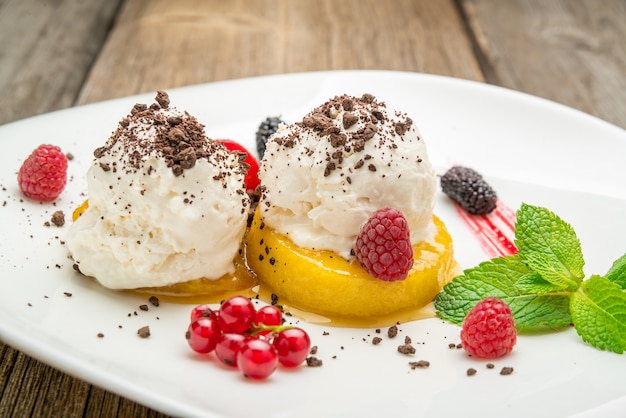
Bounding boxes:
306 356 323 367
50 210 65 227
155 90 170 108
137 325 151 338
409 360 430 369
387 325 398 338
397 343 416 355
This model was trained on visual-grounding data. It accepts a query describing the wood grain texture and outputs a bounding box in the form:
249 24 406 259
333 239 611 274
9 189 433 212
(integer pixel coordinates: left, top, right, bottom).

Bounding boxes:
459 0 626 128
76 0 482 104
0 0 124 125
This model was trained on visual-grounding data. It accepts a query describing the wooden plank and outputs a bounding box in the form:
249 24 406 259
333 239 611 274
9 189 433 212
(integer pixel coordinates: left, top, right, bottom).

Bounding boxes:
76 0 483 104
0 0 124 125
459 0 626 129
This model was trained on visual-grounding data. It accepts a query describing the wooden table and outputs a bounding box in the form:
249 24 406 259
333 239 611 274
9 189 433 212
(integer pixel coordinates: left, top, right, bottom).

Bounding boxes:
1 0 624 416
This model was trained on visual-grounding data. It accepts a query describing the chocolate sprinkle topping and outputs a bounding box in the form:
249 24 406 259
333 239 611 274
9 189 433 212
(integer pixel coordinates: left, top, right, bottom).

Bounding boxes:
260 93 420 208
93 91 248 181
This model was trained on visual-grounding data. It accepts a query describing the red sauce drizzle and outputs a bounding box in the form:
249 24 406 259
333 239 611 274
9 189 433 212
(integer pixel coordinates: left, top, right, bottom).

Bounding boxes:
455 200 518 258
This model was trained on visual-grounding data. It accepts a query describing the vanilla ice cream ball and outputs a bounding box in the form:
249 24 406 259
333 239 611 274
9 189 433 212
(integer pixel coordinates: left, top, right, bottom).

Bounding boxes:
258 93 437 259
67 91 250 289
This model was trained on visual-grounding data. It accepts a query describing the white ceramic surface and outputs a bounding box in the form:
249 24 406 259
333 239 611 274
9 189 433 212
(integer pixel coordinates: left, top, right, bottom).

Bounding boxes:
0 71 625 418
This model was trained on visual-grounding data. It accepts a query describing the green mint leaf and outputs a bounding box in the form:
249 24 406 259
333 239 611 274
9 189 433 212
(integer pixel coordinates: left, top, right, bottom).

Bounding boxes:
435 255 572 329
605 253 626 290
570 275 626 354
515 272 566 294
515 203 585 291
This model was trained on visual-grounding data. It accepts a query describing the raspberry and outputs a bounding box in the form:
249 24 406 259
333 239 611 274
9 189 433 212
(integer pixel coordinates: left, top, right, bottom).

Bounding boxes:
440 166 497 215
255 116 284 158
17 144 68 202
460 297 517 359
355 207 414 281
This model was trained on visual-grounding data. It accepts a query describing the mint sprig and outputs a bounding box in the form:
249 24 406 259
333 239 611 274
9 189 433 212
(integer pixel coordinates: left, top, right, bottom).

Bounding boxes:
434 203 626 354
515 204 585 291
570 275 626 353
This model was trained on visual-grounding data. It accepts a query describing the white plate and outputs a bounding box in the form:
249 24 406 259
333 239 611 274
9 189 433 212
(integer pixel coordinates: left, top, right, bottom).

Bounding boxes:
0 71 625 418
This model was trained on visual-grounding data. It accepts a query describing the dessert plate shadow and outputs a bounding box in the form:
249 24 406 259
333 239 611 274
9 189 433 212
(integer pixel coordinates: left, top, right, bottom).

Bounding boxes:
0 70 625 418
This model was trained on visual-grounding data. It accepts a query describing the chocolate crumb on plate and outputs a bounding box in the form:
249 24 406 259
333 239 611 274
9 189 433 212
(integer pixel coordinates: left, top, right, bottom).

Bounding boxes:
486 363 495 369
397 343 416 355
139 304 149 311
387 325 398 338
500 366 514 375
467 368 477 376
137 325 151 338
372 337 383 345
309 345 318 355
63 292 72 297
148 296 160 306
409 360 430 369
51 210 65 227
306 356 323 367
97 333 104 338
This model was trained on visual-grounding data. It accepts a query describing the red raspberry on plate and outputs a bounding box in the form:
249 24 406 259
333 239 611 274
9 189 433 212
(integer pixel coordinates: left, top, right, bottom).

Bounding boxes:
216 139 260 192
355 207 414 281
461 297 517 359
17 144 68 202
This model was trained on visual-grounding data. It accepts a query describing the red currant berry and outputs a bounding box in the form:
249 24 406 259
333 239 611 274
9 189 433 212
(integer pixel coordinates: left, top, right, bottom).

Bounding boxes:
273 327 311 367
237 338 278 379
215 333 246 367
185 317 221 354
254 305 283 327
218 296 256 334
190 304 218 322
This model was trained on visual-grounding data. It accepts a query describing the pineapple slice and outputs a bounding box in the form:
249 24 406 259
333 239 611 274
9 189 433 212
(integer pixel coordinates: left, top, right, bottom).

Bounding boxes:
245 209 457 320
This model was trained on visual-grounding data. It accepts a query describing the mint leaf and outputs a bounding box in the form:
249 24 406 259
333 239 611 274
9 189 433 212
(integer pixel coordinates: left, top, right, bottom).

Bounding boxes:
605 253 626 290
515 273 566 294
434 255 572 329
570 275 626 354
515 203 585 291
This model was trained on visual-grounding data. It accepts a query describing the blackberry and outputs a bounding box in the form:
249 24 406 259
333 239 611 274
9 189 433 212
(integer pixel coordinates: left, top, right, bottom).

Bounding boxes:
255 116 284 158
440 166 497 215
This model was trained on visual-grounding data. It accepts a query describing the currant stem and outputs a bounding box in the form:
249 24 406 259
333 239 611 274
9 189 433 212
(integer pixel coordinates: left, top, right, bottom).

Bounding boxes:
249 323 293 336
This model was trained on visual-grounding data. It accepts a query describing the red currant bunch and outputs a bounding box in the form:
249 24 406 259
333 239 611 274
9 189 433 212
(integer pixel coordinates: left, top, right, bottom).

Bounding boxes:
185 295 312 380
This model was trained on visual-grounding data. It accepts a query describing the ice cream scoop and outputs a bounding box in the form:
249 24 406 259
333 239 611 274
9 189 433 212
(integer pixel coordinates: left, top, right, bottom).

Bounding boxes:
258 93 437 259
67 91 250 289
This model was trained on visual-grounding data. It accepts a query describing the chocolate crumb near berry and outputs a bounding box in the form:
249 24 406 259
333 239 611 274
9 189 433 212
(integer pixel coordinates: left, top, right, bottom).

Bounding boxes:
440 166 497 215
50 210 65 227
500 366 514 375
306 356 323 367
